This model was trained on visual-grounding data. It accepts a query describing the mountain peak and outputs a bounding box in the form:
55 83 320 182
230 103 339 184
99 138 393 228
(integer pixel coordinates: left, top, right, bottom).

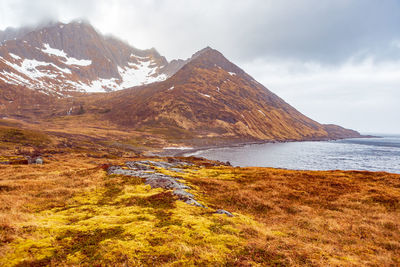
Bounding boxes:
0 21 361 144
92 42 360 143
189 46 218 60
69 18 92 26
176 46 246 80
0 20 184 95
194 46 214 54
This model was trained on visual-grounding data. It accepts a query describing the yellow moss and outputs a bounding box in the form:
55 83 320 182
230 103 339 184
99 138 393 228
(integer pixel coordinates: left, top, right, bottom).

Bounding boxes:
4 237 55 266
65 251 86 265
269 230 288 237
1 169 262 266
2 154 400 266
180 166 241 181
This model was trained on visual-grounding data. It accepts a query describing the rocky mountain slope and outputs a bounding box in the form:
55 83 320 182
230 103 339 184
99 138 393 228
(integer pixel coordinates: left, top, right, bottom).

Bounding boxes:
0 20 185 96
83 47 360 144
0 21 361 145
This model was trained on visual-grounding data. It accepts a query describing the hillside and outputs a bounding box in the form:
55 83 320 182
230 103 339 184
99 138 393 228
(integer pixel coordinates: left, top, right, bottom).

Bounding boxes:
84 47 361 145
0 21 361 147
0 20 185 96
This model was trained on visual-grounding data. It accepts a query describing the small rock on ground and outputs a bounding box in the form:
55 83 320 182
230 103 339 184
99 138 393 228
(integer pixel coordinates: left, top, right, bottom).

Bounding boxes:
215 209 234 217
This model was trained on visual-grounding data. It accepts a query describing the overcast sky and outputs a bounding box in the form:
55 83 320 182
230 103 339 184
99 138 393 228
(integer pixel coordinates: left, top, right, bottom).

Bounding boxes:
1 0 400 133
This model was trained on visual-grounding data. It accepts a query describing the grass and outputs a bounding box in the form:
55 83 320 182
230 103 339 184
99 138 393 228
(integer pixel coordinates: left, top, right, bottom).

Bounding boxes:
184 167 400 265
0 150 399 265
0 126 52 148
0 155 254 266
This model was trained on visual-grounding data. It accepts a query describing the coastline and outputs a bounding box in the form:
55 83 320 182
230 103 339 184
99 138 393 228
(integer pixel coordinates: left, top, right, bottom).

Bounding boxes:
161 135 376 158
175 140 271 157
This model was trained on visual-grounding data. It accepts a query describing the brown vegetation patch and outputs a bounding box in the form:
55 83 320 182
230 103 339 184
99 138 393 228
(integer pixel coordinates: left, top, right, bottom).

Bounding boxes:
187 167 400 265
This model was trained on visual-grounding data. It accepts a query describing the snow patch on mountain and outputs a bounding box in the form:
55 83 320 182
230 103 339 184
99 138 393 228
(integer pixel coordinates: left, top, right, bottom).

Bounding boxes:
64 59 167 92
0 22 178 96
64 57 91 66
200 93 211 98
130 54 149 60
42 44 66 57
119 60 167 88
0 70 30 85
258 110 266 116
42 44 92 66
9 53 21 60
3 58 71 79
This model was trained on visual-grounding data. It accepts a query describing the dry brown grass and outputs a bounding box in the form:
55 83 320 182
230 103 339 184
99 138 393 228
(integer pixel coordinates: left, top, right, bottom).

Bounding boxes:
0 146 399 265
0 117 180 156
0 153 125 257
186 167 400 266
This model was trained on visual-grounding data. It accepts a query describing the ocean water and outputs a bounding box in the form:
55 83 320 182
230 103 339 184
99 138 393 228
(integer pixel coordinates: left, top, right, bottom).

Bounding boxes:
187 135 400 174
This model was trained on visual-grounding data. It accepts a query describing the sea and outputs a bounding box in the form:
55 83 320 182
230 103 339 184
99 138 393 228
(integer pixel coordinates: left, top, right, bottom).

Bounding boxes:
185 135 400 174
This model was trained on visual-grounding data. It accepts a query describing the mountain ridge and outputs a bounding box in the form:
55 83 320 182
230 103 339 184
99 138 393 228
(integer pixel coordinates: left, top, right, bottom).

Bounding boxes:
0 20 186 96
81 46 361 144
0 21 361 146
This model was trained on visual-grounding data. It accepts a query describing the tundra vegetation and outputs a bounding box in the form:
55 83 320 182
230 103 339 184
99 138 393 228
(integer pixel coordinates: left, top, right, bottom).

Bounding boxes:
0 119 399 266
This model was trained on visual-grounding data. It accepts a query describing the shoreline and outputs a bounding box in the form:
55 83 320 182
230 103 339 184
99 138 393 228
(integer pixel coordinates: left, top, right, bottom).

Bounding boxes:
161 135 377 158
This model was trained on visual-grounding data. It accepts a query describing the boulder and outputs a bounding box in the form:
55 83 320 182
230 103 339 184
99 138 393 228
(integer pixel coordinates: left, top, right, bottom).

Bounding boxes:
173 189 194 200
145 176 189 190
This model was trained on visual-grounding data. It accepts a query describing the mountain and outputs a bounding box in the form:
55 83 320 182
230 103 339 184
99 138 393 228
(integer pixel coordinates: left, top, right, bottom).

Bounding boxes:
0 20 185 96
0 21 361 146
73 47 361 145
0 25 35 44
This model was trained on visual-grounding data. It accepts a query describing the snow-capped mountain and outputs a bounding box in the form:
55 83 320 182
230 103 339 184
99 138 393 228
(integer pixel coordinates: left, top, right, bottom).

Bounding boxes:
0 23 361 143
0 21 184 96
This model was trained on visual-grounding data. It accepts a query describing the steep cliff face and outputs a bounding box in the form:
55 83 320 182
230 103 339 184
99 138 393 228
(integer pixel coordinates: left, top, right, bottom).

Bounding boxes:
0 21 184 96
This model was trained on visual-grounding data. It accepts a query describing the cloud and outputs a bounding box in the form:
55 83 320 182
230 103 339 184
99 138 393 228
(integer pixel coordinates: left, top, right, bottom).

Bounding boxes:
0 0 98 29
87 0 400 64
2 0 400 62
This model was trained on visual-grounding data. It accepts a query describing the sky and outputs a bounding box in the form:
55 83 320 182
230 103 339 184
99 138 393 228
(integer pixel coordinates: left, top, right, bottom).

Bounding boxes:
1 0 400 134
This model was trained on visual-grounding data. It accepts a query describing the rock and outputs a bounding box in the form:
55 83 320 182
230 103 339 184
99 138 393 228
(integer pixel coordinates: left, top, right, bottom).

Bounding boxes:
215 209 234 217
173 188 204 207
26 156 34 164
125 161 153 171
168 158 194 166
107 160 207 209
173 189 194 200
108 166 138 176
184 198 205 208
145 176 189 190
35 157 43 164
